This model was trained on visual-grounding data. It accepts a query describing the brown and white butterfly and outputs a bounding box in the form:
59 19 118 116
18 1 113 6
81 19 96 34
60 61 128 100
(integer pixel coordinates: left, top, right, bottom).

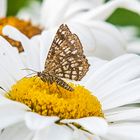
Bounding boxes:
37 24 90 91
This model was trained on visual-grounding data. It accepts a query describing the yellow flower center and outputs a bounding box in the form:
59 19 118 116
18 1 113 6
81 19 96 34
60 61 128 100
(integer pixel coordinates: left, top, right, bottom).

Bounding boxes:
0 17 42 52
6 77 104 119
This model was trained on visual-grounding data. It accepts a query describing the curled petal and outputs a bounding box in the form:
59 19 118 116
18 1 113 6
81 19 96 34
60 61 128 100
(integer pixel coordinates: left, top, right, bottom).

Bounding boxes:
104 122 140 140
83 0 140 20
85 54 140 99
3 25 41 71
105 107 140 122
61 117 108 136
102 78 140 110
25 112 59 130
0 122 33 140
32 124 73 140
0 95 29 128
67 21 125 59
41 0 73 28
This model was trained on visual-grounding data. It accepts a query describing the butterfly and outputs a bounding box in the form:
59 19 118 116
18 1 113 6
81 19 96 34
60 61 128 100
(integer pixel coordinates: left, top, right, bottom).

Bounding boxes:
37 24 90 91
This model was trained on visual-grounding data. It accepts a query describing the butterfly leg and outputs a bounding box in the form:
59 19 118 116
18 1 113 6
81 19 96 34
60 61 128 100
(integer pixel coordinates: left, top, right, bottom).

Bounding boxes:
47 76 55 94
47 81 51 94
55 83 63 95
33 75 38 82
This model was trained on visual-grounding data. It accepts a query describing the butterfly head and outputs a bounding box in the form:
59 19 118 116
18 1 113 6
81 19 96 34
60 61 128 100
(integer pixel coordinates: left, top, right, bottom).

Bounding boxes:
37 71 50 83
37 72 42 77
37 72 46 79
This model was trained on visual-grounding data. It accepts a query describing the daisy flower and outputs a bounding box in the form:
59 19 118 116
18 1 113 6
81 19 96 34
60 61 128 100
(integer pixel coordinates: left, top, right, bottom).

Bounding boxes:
17 0 140 59
0 25 140 140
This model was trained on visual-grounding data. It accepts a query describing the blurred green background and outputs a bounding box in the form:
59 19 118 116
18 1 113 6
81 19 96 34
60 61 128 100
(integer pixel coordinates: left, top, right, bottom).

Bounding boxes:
7 0 140 34
7 0 42 16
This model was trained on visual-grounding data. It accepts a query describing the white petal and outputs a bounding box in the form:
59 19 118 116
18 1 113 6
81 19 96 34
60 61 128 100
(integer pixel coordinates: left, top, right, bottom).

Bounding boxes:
80 57 107 85
3 25 41 71
17 1 41 25
105 107 140 122
0 66 15 91
3 26 30 51
33 124 73 140
119 26 139 41
0 0 7 17
127 39 140 54
25 112 59 130
68 21 125 59
0 122 33 140
0 36 28 79
87 57 108 71
84 0 104 8
0 95 29 128
65 0 104 20
72 128 102 140
72 129 91 140
41 0 73 28
84 0 140 20
103 122 140 140
64 0 92 21
67 23 96 57
39 29 56 71
85 54 140 99
131 99 140 104
90 21 125 59
102 78 140 110
61 117 108 136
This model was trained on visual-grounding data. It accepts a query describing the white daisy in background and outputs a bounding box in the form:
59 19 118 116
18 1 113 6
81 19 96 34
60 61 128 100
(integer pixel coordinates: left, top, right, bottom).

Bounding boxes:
17 0 140 60
0 16 42 53
127 39 140 54
0 25 140 140
119 26 140 54
17 0 42 24
0 1 42 53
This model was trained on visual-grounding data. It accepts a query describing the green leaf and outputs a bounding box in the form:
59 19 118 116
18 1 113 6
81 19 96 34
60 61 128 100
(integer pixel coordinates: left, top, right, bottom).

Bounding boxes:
107 8 140 27
7 0 42 16
7 0 29 16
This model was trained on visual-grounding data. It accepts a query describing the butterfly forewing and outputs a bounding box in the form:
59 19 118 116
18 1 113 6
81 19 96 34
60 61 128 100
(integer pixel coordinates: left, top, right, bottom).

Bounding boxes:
45 24 89 81
45 24 71 63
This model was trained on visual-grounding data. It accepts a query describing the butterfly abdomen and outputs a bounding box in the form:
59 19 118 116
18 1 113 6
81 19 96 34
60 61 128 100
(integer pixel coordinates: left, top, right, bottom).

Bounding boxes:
54 76 74 92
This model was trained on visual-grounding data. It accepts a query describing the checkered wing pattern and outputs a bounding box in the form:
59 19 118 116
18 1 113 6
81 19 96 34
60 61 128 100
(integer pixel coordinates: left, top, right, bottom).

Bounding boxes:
45 24 89 81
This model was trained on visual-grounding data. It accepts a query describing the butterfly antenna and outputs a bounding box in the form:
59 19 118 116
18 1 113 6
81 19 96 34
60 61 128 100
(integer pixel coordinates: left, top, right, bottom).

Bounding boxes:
21 68 38 73
23 72 37 78
27 72 37 77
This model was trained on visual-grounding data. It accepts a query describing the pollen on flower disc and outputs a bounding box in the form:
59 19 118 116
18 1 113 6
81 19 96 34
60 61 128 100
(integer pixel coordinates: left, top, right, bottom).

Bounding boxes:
6 77 104 119
0 17 42 52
